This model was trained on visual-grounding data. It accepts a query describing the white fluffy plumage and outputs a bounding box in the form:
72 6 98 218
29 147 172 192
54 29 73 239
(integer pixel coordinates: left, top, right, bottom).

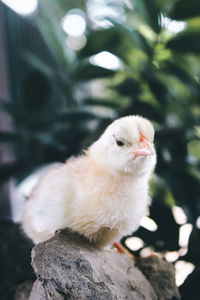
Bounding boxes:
22 115 156 247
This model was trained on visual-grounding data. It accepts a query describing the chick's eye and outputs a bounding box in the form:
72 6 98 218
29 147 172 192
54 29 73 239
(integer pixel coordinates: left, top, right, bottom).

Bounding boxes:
116 140 124 147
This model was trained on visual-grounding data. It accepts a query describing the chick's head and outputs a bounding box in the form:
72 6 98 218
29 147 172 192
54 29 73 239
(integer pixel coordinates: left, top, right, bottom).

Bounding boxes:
89 115 156 176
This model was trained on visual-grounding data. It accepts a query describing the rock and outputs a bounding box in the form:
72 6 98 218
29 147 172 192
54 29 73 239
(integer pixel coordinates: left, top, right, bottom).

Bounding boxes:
30 230 180 300
135 256 180 300
29 280 48 300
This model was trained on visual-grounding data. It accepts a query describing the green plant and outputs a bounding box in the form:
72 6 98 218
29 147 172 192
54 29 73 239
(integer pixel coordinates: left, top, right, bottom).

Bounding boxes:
0 3 118 183
1 0 200 293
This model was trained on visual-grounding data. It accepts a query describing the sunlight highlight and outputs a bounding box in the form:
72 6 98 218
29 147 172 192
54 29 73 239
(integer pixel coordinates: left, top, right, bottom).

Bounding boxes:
172 206 187 225
167 20 186 33
90 51 122 70
165 251 179 262
62 13 86 37
196 216 200 228
125 237 144 251
87 0 124 28
179 223 193 248
2 0 38 16
175 260 195 286
66 35 87 51
140 216 158 232
140 247 153 257
162 15 186 33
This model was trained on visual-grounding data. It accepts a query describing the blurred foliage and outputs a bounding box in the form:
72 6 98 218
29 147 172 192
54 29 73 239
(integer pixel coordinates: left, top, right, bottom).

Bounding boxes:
1 0 200 293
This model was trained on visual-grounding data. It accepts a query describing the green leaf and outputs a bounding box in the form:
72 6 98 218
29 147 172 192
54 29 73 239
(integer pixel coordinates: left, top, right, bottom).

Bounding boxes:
107 18 153 56
81 98 120 110
133 0 162 33
143 70 170 103
78 28 122 59
169 0 200 20
130 30 153 56
188 140 200 159
37 14 74 69
116 78 142 97
163 61 200 95
34 133 66 153
23 52 55 80
167 31 200 53
0 100 30 122
121 100 164 122
74 62 115 81
24 52 72 97
21 70 51 113
55 109 105 122
0 132 19 143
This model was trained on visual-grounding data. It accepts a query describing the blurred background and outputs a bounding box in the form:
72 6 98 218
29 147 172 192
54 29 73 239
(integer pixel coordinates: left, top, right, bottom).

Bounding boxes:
0 0 200 298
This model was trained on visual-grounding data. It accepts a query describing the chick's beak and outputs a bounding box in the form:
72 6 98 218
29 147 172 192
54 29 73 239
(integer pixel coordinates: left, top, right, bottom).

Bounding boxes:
131 134 154 159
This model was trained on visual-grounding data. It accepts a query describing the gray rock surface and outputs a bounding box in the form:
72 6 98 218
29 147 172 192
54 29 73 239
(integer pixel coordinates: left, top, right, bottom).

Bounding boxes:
135 256 180 300
29 279 48 300
30 230 180 300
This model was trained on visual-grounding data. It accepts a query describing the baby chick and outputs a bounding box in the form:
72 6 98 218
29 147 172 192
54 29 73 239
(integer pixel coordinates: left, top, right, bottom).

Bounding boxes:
22 115 156 248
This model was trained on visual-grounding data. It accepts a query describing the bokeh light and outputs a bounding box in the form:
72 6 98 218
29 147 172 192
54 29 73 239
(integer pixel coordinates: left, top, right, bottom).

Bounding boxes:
2 0 38 16
140 216 158 232
90 51 122 70
125 237 144 251
62 12 86 37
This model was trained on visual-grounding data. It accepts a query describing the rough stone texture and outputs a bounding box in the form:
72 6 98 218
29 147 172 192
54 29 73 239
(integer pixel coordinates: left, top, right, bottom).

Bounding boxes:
135 256 180 300
29 280 48 300
30 230 180 300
